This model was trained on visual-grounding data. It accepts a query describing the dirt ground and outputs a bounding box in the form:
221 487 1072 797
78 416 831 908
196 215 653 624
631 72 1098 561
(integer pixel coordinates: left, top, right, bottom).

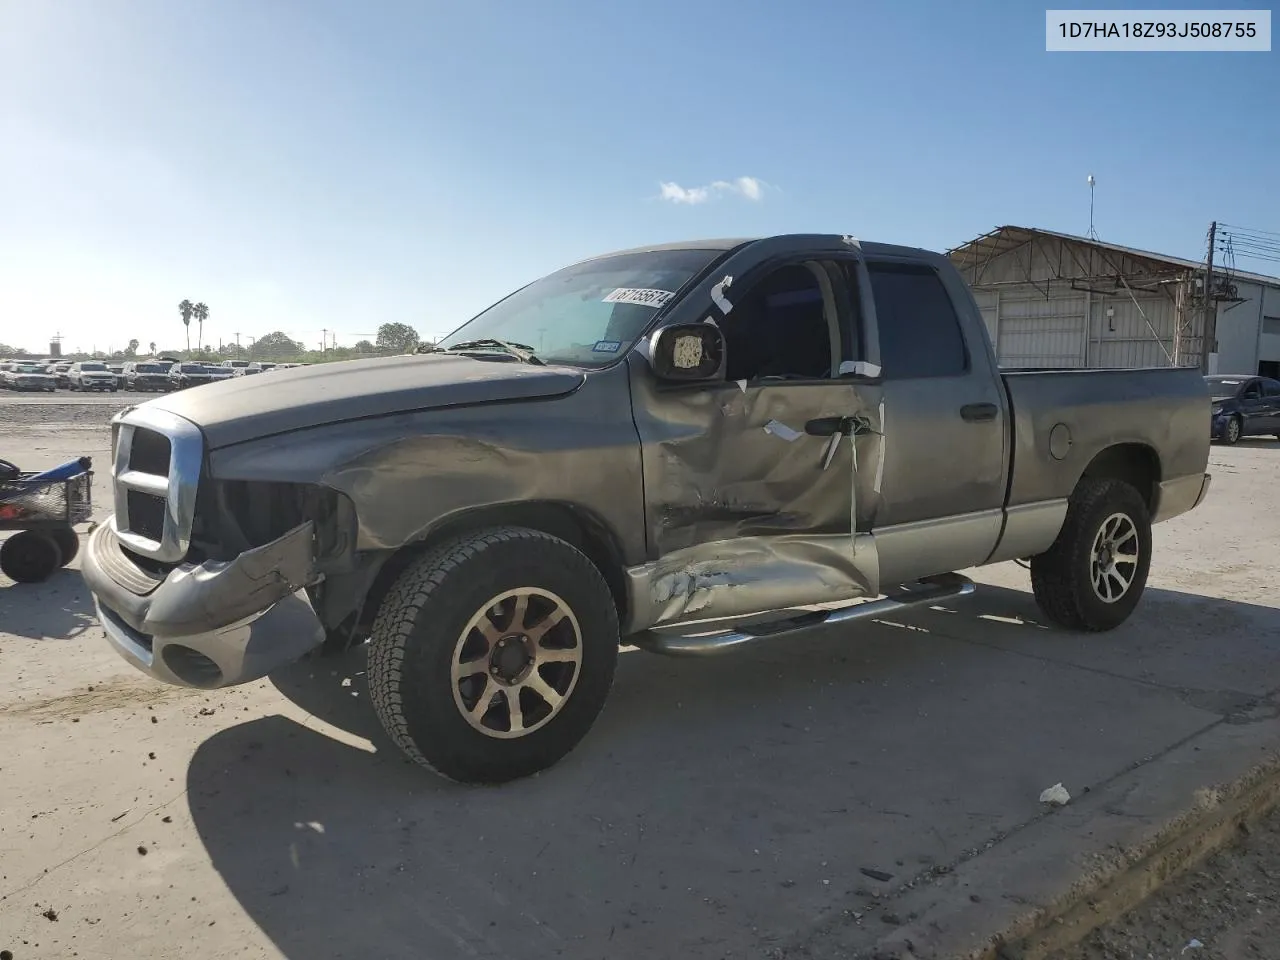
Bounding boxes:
4 392 1280 960
1051 806 1280 960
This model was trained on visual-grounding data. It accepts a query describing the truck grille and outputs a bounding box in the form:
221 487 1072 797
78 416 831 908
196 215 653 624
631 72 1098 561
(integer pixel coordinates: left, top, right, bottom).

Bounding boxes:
110 407 204 563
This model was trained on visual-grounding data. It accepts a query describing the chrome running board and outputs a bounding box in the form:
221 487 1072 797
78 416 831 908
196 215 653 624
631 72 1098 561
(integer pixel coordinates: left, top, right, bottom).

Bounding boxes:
630 573 975 657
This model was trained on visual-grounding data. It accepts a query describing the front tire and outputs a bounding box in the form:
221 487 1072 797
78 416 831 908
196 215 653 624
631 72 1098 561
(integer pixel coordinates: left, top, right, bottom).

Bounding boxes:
367 527 619 784
1223 416 1243 444
1030 478 1152 632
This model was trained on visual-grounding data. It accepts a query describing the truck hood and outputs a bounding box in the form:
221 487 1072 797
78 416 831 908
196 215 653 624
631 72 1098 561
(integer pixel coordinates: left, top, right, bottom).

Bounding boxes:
141 353 587 449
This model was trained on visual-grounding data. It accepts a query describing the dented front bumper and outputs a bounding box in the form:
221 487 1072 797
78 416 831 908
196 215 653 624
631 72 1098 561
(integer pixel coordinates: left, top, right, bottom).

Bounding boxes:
82 520 324 688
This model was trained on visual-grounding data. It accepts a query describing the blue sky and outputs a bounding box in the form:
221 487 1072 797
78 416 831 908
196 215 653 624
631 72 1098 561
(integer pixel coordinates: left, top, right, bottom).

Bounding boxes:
1 0 1276 354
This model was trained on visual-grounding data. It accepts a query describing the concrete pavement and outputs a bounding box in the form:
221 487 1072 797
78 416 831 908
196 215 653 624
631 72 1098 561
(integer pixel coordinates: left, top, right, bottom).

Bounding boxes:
2 416 1279 960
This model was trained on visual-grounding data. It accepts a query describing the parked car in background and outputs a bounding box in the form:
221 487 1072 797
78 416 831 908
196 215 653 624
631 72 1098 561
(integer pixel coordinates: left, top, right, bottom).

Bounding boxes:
1207 375 1280 444
168 362 234 390
107 363 126 389
233 361 275 376
5 361 58 392
222 359 252 374
68 361 118 392
47 363 72 388
123 361 172 392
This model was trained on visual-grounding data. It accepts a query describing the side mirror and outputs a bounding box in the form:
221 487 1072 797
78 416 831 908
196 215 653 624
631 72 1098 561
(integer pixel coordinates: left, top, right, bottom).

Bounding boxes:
650 323 724 381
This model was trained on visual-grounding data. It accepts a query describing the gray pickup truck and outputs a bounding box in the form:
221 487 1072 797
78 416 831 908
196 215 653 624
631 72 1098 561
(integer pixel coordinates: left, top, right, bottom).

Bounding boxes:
83 234 1211 783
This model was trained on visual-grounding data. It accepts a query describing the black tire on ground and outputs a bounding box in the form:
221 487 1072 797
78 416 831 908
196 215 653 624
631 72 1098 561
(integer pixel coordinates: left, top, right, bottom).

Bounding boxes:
1223 415 1243 444
1 531 64 584
1030 477 1153 632
367 526 620 784
49 526 80 567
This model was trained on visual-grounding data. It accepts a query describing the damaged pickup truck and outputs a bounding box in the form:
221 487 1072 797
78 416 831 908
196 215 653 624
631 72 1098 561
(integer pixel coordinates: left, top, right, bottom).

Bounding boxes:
83 234 1212 783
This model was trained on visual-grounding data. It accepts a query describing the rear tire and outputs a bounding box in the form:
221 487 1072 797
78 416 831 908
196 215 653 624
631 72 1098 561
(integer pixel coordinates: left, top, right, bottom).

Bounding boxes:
367 526 619 784
1 531 64 583
1030 478 1152 632
49 527 80 567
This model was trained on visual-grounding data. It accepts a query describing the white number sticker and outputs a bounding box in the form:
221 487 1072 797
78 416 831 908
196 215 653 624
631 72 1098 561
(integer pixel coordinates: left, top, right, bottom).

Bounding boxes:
603 287 675 308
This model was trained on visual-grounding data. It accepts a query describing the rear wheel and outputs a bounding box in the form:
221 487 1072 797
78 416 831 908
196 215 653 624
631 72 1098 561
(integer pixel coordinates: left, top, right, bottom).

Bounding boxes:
1031 478 1152 632
1 531 64 583
367 527 619 784
49 527 80 567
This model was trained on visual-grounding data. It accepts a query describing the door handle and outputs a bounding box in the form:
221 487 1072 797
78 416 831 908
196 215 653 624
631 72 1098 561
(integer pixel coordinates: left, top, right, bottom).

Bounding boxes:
806 415 874 437
960 402 998 422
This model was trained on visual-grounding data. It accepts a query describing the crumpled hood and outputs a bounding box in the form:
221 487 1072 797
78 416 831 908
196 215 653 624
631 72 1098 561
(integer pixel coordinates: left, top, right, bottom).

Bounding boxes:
140 353 586 449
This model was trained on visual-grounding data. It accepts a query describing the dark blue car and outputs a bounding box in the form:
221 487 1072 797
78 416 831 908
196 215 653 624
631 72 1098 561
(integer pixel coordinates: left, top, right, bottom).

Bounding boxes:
1207 375 1280 444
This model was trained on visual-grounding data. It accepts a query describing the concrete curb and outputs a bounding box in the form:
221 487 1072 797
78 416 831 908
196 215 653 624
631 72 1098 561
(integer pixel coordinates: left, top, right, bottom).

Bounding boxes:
808 709 1280 960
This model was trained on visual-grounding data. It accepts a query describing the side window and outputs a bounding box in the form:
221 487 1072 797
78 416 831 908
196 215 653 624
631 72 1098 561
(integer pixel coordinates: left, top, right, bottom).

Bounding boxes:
717 262 838 382
866 262 968 379
1243 381 1262 399
1262 379 1280 398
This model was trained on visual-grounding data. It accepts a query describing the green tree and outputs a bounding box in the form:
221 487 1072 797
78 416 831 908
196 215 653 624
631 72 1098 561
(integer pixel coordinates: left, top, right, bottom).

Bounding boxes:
354 339 374 353
255 330 306 359
193 303 209 351
376 322 420 354
149 341 157 355
126 338 139 357
178 300 194 353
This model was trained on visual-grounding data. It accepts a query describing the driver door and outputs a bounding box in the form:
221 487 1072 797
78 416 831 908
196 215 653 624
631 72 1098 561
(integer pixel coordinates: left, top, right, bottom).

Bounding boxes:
627 238 883 632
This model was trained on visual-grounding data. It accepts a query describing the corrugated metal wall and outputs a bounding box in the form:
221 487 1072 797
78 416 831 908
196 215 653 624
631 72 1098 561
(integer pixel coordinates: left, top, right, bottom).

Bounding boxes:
957 234 1191 369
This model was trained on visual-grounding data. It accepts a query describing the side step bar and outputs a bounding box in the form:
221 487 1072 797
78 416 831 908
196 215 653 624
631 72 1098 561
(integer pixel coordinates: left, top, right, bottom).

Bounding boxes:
630 572 975 658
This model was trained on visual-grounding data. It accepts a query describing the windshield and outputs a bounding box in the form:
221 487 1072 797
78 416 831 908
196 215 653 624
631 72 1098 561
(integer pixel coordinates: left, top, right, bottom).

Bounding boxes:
16 364 45 373
437 248 723 367
80 362 107 371
1205 376 1244 399
181 364 220 373
136 363 163 373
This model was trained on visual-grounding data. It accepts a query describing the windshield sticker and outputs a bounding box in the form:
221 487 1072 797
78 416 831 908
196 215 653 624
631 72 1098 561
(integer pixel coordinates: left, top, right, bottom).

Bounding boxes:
763 419 802 443
603 287 675 309
592 340 622 353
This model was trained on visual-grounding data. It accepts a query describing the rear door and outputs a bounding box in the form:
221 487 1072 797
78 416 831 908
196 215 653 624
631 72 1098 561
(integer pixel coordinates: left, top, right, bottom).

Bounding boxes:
865 258 1009 584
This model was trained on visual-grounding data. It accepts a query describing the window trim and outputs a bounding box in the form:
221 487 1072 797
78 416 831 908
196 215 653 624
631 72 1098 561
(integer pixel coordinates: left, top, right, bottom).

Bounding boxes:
709 255 859 387
864 258 971 381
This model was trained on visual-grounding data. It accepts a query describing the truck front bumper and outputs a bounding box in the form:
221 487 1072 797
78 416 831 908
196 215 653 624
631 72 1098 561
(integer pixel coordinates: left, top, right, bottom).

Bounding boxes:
82 520 324 689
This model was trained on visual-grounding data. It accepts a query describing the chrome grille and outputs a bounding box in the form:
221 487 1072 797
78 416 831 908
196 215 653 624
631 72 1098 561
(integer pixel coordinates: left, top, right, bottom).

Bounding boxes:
110 406 203 563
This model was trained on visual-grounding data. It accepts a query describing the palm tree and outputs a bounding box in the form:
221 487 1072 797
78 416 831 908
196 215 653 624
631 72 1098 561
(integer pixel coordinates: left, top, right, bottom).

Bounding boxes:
149 341 156 356
179 300 194 354
193 303 209 351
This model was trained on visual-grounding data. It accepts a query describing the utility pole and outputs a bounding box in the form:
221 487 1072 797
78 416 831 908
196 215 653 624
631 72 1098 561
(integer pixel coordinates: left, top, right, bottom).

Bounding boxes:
234 332 241 354
321 329 328 354
1199 221 1217 374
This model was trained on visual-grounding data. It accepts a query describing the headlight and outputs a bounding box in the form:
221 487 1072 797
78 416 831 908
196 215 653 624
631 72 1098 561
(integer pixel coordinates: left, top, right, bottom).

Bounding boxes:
1211 405 1223 415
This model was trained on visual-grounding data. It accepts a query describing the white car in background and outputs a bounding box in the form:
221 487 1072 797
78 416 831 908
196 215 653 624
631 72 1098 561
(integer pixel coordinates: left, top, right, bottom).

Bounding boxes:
5 361 58 392
68 360 119 392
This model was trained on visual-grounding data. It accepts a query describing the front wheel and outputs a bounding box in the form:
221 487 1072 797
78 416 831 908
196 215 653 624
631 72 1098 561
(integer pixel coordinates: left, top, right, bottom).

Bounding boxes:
1030 478 1152 632
1223 416 1243 444
367 527 620 784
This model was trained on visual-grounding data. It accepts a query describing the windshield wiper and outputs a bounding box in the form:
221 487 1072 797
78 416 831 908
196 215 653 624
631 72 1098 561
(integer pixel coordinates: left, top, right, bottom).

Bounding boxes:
441 338 544 365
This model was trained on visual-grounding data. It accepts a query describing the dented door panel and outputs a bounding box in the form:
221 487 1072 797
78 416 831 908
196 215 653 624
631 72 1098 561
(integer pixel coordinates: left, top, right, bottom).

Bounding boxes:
622 235 886 633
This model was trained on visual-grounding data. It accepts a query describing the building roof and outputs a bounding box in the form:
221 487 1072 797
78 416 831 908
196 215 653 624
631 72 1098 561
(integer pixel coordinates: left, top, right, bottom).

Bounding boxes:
948 225 1280 288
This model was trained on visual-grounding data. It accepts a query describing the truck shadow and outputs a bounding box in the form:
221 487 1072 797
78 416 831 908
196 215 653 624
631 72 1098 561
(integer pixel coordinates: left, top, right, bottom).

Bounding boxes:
186 583 1280 960
0 559 97 640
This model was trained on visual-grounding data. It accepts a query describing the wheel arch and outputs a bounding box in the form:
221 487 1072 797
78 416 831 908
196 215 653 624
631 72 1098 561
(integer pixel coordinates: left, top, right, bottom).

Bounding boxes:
354 501 630 637
1076 442 1161 511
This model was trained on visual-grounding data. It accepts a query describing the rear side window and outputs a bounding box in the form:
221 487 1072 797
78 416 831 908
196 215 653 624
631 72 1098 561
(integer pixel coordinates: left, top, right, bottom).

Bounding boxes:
866 263 968 379
1263 379 1280 397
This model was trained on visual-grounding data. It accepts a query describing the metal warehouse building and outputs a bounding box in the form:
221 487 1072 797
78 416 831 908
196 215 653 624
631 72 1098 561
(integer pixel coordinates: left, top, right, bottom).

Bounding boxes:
948 225 1280 377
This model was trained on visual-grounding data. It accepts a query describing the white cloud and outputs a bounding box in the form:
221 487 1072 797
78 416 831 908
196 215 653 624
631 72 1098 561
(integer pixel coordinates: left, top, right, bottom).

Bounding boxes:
658 176 767 205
